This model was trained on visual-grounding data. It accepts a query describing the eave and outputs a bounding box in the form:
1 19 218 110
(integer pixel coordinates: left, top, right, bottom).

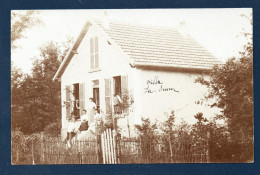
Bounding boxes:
132 62 214 74
53 22 91 81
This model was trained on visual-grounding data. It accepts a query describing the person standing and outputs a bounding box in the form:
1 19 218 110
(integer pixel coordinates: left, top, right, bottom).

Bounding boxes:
86 98 96 124
94 109 104 164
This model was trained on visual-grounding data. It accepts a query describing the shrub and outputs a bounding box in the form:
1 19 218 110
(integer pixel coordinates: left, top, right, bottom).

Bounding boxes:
43 120 61 136
135 117 158 158
11 128 41 164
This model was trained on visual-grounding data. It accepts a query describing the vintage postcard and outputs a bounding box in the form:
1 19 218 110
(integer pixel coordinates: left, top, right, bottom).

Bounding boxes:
11 9 253 164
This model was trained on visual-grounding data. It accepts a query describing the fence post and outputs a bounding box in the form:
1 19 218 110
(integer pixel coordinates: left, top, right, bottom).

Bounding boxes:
101 133 106 164
139 137 142 161
78 151 82 164
106 129 112 164
103 130 108 164
108 129 115 164
40 132 44 164
97 134 103 164
112 129 117 164
32 138 35 165
206 131 210 163
16 149 20 164
168 134 173 163
117 135 121 164
149 139 152 163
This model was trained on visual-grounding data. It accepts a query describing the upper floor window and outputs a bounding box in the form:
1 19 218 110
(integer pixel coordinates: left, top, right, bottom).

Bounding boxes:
90 37 99 69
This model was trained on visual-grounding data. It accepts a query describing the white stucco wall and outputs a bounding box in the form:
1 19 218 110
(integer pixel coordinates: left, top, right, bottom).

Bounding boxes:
59 24 220 138
133 68 221 125
60 24 135 137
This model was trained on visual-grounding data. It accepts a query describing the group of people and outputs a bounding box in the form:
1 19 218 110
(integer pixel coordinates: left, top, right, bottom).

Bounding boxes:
65 98 104 148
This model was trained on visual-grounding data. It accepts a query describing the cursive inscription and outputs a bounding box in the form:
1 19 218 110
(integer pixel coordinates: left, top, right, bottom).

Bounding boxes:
144 76 179 94
147 76 163 85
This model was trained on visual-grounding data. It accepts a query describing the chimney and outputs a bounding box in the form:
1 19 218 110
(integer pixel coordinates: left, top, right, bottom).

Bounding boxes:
103 11 110 29
178 21 190 38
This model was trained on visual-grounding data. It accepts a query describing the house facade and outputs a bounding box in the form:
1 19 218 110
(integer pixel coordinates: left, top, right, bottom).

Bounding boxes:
53 18 221 138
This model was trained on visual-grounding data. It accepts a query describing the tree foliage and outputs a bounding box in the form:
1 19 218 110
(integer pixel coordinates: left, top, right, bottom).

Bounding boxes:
11 40 72 134
135 117 158 159
11 10 41 50
195 33 253 161
11 128 41 164
135 117 158 140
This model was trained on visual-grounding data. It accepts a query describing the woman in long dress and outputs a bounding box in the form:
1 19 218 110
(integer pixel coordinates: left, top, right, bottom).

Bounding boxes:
86 98 96 124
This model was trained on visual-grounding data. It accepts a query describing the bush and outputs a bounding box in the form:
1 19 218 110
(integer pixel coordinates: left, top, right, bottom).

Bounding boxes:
43 120 61 136
135 117 158 158
12 128 41 164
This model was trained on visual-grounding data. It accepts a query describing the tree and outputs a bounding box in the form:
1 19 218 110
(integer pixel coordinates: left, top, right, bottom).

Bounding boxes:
135 117 158 140
135 118 158 160
161 111 176 160
11 40 73 134
195 35 253 162
11 10 41 50
11 61 26 130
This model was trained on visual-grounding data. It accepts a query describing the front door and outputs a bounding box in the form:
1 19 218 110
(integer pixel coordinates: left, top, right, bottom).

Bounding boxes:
93 88 100 112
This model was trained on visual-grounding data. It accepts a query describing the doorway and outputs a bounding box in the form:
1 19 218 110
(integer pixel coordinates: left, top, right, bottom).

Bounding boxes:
93 88 100 112
92 80 100 112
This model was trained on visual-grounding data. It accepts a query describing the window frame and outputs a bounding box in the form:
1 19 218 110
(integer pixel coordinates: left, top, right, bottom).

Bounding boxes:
90 36 99 70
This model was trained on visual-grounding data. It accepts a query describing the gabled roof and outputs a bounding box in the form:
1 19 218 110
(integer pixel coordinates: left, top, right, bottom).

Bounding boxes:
53 22 91 81
53 18 220 81
94 19 220 70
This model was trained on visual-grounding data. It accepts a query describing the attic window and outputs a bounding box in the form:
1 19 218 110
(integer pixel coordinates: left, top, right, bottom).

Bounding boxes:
90 37 99 69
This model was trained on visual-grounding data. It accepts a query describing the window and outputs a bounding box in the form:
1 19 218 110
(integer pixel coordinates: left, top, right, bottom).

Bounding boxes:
113 76 128 114
113 76 122 114
104 75 128 116
90 37 99 69
72 83 80 119
114 76 121 96
65 83 85 120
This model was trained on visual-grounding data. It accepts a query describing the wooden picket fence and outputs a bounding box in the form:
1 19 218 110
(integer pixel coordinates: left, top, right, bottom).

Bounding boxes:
117 137 209 164
100 128 118 164
40 136 98 164
14 130 209 164
99 128 209 164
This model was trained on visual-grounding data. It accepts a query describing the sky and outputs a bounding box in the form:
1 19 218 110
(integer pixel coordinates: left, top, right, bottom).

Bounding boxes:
11 9 252 74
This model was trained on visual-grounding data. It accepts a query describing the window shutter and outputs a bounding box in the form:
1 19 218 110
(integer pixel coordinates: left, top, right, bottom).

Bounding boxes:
105 78 111 114
90 37 99 69
90 38 94 54
90 55 94 69
95 53 99 68
95 37 99 68
70 85 74 116
121 75 129 114
79 83 85 116
95 37 98 52
90 38 94 69
66 85 71 119
121 75 128 94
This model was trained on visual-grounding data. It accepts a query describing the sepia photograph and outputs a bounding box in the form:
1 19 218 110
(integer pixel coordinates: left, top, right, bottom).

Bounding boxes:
11 9 253 164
